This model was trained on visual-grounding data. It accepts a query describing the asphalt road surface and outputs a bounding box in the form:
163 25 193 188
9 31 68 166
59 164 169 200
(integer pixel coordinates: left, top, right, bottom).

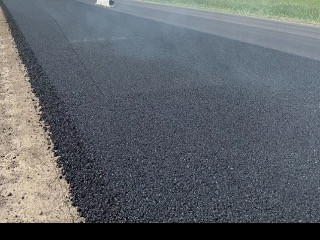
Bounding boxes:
2 0 320 222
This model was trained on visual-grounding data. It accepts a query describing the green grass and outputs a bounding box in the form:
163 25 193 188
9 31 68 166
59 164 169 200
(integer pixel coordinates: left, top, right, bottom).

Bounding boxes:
141 0 320 25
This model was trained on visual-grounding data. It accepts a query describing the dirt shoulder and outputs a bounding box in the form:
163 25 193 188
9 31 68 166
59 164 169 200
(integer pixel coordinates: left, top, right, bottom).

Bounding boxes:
0 7 82 223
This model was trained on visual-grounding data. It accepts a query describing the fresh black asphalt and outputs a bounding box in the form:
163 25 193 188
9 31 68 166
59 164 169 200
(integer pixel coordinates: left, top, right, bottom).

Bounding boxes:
2 0 320 222
112 0 320 61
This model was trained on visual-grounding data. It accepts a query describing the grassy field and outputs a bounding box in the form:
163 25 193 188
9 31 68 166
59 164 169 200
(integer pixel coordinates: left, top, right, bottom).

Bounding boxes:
142 0 320 25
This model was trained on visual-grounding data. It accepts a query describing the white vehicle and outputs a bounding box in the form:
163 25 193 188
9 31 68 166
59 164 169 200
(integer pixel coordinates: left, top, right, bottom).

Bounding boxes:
96 0 114 7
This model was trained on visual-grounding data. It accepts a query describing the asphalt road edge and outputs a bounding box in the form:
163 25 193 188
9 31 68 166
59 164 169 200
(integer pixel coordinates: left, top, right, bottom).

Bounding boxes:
0 0 97 222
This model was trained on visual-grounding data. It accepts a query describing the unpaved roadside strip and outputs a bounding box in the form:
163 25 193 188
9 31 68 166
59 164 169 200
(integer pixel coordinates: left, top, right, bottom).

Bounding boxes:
0 6 83 223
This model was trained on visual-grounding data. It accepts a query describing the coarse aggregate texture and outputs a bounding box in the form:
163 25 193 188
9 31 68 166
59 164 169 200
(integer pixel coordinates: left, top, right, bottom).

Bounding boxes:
2 0 320 222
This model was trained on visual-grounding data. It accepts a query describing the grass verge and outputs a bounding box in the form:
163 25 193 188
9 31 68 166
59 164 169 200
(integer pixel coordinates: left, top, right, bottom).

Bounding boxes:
141 0 320 25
